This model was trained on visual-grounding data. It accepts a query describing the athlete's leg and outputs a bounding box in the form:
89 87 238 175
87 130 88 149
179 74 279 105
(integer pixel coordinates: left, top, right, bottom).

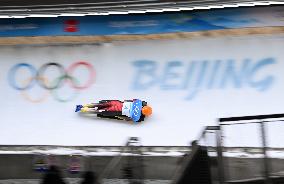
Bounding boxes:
76 103 103 112
80 106 106 113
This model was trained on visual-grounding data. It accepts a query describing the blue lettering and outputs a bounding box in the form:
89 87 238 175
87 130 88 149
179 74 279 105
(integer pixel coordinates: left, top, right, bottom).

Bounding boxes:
131 58 276 100
161 61 183 90
131 60 157 90
207 60 221 89
247 58 275 91
219 59 251 89
182 61 197 89
186 61 209 100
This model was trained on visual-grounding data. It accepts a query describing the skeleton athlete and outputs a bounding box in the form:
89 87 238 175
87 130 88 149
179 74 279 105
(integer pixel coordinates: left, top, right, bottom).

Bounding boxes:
76 99 152 122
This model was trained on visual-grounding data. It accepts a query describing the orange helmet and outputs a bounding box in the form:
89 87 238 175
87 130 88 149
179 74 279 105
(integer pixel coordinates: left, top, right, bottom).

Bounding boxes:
142 106 152 116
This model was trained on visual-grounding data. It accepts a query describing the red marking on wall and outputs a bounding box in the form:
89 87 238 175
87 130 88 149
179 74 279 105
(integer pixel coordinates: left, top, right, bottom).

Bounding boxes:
64 20 79 32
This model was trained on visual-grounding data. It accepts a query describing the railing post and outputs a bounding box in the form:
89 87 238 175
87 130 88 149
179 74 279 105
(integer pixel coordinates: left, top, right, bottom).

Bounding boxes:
260 121 272 184
216 127 225 184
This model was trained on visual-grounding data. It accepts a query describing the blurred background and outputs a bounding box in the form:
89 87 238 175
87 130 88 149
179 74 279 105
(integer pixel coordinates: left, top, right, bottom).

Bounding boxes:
0 0 284 184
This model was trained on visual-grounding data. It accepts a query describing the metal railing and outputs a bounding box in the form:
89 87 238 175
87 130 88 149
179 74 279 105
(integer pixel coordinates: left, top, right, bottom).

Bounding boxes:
218 113 284 184
197 126 224 184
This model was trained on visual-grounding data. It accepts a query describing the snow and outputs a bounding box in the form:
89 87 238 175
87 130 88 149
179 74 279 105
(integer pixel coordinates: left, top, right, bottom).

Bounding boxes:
0 147 283 158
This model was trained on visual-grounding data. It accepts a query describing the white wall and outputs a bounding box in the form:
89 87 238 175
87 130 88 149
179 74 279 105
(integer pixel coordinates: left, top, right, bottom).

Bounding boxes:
1 34 284 146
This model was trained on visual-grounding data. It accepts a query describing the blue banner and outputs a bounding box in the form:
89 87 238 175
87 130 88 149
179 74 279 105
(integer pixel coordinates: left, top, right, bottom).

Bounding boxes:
0 6 283 37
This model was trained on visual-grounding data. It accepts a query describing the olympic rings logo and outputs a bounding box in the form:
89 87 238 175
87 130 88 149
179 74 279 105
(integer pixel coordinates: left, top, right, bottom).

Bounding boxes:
8 61 95 103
